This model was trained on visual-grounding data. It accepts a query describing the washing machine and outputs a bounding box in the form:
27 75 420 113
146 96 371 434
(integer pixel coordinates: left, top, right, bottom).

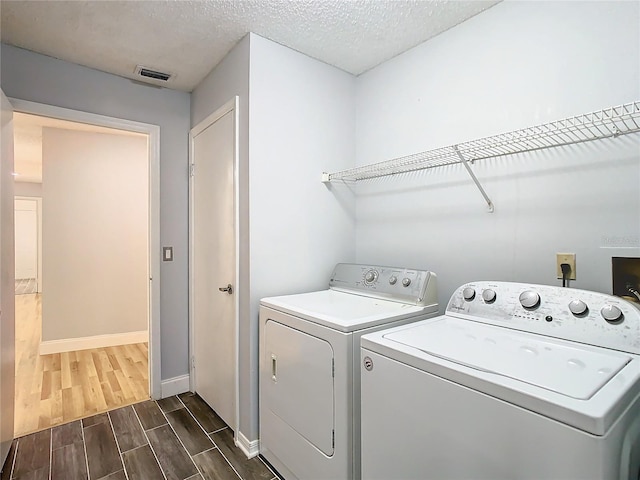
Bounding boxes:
361 281 640 480
259 263 438 480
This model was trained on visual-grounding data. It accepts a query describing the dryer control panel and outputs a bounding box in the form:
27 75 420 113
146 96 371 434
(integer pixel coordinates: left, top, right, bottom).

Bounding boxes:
447 281 640 354
329 263 437 307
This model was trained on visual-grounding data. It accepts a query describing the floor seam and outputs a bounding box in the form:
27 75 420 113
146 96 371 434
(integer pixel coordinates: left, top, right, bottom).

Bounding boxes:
48 428 52 480
80 421 91 480
131 403 168 480
155 398 204 478
106 410 130 480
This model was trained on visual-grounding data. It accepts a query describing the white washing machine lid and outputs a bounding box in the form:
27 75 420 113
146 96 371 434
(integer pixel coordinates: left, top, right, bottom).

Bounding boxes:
362 315 640 435
260 289 434 333
383 317 631 400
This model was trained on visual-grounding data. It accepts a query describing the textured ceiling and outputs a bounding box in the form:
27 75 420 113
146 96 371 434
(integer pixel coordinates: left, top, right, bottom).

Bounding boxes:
1 0 500 92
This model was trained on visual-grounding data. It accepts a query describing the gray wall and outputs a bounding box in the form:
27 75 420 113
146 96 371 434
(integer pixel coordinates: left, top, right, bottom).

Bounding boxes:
1 44 191 380
353 0 640 308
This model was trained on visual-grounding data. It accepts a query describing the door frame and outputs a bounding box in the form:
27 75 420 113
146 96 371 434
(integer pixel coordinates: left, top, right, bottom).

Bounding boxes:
10 98 162 399
188 96 240 436
14 196 42 292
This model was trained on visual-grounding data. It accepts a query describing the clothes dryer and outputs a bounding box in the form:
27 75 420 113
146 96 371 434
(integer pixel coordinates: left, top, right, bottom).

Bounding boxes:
259 263 438 480
361 281 640 480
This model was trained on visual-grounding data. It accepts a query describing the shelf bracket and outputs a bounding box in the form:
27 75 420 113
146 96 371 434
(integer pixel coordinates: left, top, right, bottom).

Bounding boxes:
453 145 495 213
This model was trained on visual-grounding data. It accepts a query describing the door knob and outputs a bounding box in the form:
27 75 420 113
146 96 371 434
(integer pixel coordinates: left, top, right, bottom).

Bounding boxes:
218 284 233 295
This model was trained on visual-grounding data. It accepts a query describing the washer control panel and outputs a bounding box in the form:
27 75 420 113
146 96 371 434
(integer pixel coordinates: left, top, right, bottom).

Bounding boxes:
329 263 438 306
447 281 640 354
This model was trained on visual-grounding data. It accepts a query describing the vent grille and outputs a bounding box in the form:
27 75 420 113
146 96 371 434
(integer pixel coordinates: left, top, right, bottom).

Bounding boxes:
134 65 173 82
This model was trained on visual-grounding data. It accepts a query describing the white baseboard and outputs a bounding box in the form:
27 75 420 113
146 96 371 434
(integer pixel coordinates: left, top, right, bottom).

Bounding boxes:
160 374 190 398
39 330 148 355
235 431 259 459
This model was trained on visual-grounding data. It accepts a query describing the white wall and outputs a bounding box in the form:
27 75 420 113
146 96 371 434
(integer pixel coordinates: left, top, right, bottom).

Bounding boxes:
41 127 147 342
354 0 640 309
1 44 190 379
248 34 356 438
191 33 357 442
14 182 42 197
190 34 253 438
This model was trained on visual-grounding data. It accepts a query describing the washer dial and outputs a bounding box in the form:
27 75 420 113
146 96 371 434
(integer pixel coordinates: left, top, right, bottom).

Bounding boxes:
462 287 476 301
568 299 588 316
482 289 496 303
519 291 540 309
601 305 623 323
402 278 411 287
389 276 398 285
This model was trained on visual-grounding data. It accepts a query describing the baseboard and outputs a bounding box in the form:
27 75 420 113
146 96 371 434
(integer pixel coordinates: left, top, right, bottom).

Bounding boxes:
236 431 259 459
160 374 190 398
39 330 148 355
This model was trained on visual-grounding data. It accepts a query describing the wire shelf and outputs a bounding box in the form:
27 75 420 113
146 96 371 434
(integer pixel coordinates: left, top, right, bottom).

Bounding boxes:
322 101 640 184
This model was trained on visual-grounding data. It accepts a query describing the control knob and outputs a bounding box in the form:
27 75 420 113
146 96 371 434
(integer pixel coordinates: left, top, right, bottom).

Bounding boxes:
519 291 540 309
568 299 588 316
482 289 496 303
462 287 476 301
601 305 623 323
364 270 378 283
389 276 397 285
402 278 411 287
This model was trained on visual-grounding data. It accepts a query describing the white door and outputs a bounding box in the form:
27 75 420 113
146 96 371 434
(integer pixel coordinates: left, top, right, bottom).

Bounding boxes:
0 90 16 464
14 198 38 281
190 100 237 430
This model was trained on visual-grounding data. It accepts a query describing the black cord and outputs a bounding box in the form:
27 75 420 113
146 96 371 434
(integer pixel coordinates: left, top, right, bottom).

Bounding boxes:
561 263 571 288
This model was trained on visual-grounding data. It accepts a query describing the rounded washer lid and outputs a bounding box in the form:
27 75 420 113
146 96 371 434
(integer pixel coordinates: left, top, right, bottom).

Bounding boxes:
260 289 435 333
383 316 630 400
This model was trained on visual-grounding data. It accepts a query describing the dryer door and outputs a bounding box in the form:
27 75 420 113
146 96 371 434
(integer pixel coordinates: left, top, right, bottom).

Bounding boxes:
264 320 335 456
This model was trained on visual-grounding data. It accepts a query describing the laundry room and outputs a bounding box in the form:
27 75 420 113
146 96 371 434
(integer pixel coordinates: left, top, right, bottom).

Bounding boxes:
1 0 639 479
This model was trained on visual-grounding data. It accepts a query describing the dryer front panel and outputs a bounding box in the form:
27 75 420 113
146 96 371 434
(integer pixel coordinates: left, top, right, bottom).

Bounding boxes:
264 319 335 456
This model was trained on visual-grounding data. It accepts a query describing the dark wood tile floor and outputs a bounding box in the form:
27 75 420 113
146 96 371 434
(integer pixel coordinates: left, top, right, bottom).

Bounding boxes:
1 392 277 480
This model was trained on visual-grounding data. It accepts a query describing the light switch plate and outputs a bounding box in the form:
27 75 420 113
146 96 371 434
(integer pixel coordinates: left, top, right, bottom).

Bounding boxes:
163 246 173 262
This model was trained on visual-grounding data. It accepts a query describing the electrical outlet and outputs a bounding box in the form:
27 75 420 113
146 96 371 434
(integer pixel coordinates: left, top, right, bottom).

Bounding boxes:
556 253 576 280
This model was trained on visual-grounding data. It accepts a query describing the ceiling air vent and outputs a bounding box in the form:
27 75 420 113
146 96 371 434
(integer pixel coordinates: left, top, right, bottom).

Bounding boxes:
134 65 173 82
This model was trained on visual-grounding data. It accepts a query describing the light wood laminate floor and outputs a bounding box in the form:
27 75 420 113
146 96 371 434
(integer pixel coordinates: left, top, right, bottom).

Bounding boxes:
14 293 149 437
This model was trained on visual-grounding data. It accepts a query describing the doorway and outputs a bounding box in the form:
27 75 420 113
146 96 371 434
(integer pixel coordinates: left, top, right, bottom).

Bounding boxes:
189 97 239 436
14 197 40 295
10 100 161 436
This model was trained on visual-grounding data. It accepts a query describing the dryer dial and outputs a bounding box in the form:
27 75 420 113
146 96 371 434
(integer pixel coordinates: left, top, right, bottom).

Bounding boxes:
519 291 540 309
601 305 623 323
568 299 588 316
389 275 398 285
402 278 411 287
364 270 378 284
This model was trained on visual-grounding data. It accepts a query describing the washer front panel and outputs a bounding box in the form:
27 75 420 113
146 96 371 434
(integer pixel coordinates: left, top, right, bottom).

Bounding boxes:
447 281 640 354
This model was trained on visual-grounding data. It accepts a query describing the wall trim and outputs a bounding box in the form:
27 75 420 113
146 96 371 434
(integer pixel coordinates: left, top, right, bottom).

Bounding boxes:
160 374 190 398
39 331 148 355
235 431 259 459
